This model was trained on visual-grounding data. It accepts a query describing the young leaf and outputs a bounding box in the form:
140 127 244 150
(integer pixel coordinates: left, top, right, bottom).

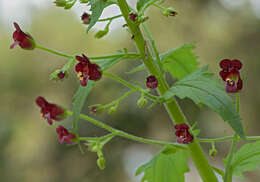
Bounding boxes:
163 66 244 138
224 141 260 179
72 81 95 131
136 148 189 182
162 44 199 80
87 0 114 32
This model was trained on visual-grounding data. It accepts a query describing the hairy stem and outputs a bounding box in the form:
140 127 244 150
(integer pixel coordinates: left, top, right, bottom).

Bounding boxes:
117 0 218 181
223 93 240 182
67 111 187 150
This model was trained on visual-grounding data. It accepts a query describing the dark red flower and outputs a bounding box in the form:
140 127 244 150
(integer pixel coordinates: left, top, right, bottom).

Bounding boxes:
91 106 97 114
36 96 65 125
56 125 76 144
146 75 158 89
174 124 194 144
58 71 66 79
81 12 91 25
129 13 138 22
219 59 243 93
75 54 102 87
10 22 35 50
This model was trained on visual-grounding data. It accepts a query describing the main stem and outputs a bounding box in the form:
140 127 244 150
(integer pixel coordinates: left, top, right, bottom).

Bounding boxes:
117 0 218 181
223 93 240 182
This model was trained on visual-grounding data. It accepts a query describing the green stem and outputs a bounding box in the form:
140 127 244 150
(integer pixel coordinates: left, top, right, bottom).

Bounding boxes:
142 23 164 74
90 53 141 60
67 111 187 150
199 136 260 143
36 45 73 58
117 0 218 181
101 89 135 109
223 93 240 182
37 44 141 60
103 72 160 102
98 14 123 22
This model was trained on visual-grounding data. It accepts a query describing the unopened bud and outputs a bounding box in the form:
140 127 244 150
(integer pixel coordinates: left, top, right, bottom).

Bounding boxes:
137 97 148 108
97 157 106 170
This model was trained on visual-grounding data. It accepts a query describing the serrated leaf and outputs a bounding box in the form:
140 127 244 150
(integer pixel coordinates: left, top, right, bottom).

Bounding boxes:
224 141 260 179
162 44 199 80
137 0 159 11
87 0 114 32
163 66 244 138
136 149 189 182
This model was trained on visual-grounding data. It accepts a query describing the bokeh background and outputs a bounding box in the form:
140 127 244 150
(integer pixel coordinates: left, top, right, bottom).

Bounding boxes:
1 0 260 181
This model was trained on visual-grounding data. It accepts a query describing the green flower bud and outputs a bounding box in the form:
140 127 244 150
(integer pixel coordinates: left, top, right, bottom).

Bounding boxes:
163 8 178 17
97 157 106 170
137 97 148 108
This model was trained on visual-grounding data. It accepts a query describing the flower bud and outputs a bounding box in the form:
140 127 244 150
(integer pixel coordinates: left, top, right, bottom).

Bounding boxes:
163 8 178 17
108 105 117 114
137 97 148 108
129 12 138 22
146 75 158 89
97 157 106 170
81 12 91 25
53 0 66 7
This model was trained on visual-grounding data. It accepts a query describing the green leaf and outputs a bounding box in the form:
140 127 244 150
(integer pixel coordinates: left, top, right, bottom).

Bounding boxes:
136 149 189 182
87 0 114 32
224 141 260 179
72 81 95 131
163 66 244 138
137 0 159 11
162 44 199 80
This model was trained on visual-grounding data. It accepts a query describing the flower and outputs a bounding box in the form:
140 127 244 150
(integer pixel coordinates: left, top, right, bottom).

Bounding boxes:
75 54 102 87
174 124 194 144
58 71 66 79
163 8 178 17
129 13 138 22
219 59 243 93
56 125 76 144
146 75 158 89
36 96 65 125
10 22 35 50
81 12 91 24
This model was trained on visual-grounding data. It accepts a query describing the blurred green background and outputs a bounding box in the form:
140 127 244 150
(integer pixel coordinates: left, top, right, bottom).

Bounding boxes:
1 0 260 181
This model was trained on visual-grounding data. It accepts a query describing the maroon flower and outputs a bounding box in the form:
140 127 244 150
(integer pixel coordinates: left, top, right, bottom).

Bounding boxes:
91 106 97 114
174 124 194 144
10 22 35 50
81 12 91 24
129 13 138 22
75 54 102 87
36 96 65 125
146 75 158 89
58 71 66 79
219 59 243 93
56 125 76 144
